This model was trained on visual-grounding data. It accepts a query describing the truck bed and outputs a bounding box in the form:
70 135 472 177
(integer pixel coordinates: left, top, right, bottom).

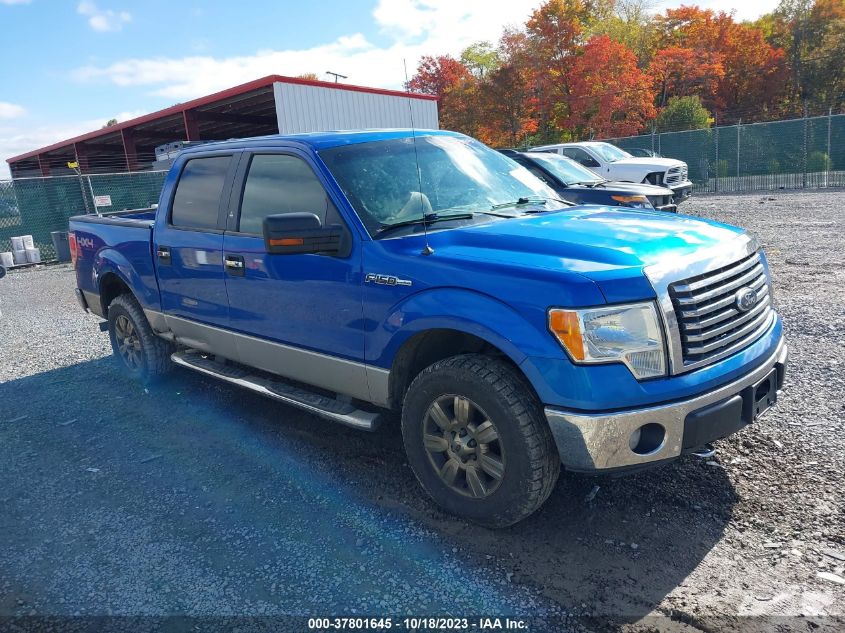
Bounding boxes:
69 207 156 227
69 207 161 315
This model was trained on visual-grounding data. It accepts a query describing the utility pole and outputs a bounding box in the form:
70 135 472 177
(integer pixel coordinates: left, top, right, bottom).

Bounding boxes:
325 71 348 83
827 106 833 188
714 114 719 193
802 101 808 189
737 119 741 180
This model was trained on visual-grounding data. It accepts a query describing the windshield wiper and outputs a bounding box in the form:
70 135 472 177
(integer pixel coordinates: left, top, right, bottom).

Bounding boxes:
491 196 548 210
491 196 574 211
376 212 476 235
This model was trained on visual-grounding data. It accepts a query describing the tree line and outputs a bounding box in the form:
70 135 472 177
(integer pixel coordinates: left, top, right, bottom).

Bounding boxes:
406 0 845 146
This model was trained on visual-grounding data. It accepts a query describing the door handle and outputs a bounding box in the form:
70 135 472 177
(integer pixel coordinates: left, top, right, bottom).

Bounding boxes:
225 254 245 276
157 246 171 264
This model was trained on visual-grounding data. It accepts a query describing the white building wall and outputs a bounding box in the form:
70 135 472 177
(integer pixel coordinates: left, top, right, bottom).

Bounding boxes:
273 82 438 134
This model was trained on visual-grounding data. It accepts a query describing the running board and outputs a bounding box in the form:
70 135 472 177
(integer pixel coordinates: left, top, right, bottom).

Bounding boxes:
171 351 381 431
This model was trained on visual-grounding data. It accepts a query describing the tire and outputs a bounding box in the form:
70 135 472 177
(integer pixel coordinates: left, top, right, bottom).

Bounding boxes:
107 293 173 383
401 354 560 528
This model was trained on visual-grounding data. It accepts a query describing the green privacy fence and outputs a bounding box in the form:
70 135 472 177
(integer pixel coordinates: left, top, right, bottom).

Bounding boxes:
603 113 845 193
0 171 167 261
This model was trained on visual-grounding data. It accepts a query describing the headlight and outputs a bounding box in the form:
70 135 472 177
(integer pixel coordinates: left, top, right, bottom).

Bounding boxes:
611 194 652 209
548 302 666 379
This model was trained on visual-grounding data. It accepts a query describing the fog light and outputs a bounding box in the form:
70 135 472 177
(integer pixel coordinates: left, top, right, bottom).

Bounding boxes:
629 423 666 455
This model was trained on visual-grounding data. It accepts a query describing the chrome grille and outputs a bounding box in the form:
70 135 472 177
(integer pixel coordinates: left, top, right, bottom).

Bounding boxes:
669 251 773 366
664 165 688 185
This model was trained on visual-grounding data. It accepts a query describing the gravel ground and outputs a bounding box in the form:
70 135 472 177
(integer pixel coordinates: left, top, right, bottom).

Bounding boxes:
0 189 843 632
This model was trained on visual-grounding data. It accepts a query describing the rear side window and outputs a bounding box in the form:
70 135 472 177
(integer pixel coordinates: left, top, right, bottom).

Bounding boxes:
238 154 333 235
171 156 231 229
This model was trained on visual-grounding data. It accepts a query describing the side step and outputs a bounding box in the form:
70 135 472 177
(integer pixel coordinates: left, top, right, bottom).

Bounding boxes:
171 351 381 431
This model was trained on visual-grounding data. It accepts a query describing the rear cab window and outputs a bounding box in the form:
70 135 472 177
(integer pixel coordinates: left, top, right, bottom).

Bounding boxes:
171 156 231 230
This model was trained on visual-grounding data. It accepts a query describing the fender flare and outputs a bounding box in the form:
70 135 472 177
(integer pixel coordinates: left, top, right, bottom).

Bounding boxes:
92 247 157 313
373 287 567 406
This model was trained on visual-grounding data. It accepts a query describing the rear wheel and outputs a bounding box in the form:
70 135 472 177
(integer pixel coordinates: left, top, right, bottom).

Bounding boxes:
401 354 560 528
107 294 173 382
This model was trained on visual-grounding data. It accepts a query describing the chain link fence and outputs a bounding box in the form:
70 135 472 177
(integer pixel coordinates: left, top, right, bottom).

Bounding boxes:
2 112 844 262
0 171 166 261
603 113 845 194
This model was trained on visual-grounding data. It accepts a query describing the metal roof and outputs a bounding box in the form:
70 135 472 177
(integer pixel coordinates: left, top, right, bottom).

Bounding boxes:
7 75 438 164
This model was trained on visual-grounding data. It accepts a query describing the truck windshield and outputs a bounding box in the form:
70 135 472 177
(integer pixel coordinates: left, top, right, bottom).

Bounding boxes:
527 153 604 185
319 135 564 236
590 143 631 163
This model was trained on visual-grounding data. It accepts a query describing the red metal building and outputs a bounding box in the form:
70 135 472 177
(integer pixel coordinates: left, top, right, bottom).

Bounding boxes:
7 75 439 178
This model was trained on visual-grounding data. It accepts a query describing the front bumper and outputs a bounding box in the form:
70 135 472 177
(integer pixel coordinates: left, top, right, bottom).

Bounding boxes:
670 181 693 202
545 337 787 472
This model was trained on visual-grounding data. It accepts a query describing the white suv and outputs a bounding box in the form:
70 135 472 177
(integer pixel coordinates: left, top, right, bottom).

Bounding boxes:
532 141 693 203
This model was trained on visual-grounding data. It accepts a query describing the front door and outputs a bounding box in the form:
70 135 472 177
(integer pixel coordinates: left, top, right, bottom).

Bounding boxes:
222 150 368 399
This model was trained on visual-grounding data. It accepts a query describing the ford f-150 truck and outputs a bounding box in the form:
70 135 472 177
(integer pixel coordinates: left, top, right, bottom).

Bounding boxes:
69 129 786 527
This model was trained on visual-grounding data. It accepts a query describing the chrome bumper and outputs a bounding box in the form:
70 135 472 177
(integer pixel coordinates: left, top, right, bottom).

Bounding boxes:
545 338 787 471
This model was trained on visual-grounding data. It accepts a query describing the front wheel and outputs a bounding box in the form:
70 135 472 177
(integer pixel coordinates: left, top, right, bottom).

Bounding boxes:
107 294 173 383
401 354 560 528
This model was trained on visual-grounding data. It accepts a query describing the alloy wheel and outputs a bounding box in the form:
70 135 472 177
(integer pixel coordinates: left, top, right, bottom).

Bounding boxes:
422 394 505 499
114 314 142 371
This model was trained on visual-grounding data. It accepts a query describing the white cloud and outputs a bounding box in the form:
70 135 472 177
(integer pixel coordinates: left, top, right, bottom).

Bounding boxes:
77 1 132 32
0 102 26 119
72 0 539 99
0 110 146 179
0 0 32 5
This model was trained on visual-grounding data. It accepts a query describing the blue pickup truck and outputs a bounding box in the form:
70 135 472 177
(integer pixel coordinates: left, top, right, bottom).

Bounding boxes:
69 129 787 527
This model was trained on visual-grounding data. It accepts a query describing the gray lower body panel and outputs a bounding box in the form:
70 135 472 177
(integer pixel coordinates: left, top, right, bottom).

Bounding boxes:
145 310 390 407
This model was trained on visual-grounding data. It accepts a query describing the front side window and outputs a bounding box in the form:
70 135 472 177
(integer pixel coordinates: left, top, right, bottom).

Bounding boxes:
171 156 231 229
591 143 631 162
319 134 562 235
238 154 333 235
561 147 598 167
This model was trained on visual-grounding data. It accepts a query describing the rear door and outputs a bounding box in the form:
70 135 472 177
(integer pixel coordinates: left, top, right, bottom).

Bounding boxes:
221 149 368 400
154 152 240 354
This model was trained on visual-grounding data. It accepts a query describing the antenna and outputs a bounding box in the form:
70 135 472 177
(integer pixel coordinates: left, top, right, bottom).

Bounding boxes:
403 58 434 256
325 71 347 83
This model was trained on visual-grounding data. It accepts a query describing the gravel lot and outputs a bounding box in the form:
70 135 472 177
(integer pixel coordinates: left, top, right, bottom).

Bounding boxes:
1 189 843 631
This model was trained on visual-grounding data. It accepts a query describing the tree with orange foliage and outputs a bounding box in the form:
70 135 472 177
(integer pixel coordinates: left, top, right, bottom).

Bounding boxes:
407 55 482 136
563 35 656 138
717 23 787 119
655 6 787 119
477 64 539 147
406 55 472 96
648 46 725 109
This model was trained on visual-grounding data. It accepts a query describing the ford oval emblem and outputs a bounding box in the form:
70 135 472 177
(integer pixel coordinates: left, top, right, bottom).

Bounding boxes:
735 287 758 312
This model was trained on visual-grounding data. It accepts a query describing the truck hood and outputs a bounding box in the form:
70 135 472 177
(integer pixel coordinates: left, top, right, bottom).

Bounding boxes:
613 156 686 170
427 206 746 303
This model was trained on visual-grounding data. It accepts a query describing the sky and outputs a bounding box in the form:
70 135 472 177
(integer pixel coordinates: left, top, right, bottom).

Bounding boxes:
0 0 781 178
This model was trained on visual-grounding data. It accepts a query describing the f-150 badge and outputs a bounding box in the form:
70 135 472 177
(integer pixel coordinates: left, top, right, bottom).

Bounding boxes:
365 273 412 287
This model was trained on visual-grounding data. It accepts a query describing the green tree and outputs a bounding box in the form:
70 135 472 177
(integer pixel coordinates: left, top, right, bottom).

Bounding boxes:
655 96 712 132
591 0 659 64
102 118 118 128
460 41 500 78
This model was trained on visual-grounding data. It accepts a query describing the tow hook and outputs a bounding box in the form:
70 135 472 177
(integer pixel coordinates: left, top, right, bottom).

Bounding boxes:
691 444 717 459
